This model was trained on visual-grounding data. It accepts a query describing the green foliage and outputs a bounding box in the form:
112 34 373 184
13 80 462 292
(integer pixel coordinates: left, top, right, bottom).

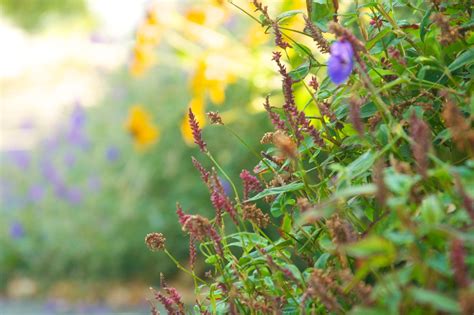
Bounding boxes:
150 0 474 314
0 0 88 31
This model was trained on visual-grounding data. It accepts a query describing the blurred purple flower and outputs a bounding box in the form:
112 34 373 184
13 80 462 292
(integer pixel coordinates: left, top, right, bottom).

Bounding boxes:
10 221 25 239
20 119 35 129
327 40 354 84
88 177 101 191
8 150 30 169
219 177 232 196
89 32 109 44
64 153 76 167
29 185 45 203
41 161 61 185
106 146 120 161
67 102 88 148
43 136 60 153
54 182 69 200
67 187 82 205
71 101 86 128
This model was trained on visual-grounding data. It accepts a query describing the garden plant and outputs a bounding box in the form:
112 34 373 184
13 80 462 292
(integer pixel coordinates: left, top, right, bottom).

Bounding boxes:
146 0 474 314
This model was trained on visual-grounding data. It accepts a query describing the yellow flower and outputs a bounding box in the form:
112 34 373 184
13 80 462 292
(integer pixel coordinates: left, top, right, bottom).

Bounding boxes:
126 105 159 149
207 79 225 105
185 7 207 25
181 97 206 145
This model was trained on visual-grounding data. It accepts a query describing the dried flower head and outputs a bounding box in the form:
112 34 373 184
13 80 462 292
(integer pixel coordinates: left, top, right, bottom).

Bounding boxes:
260 132 274 144
373 159 388 206
273 130 298 159
211 171 237 225
304 16 330 54
460 289 474 315
252 0 291 49
442 94 474 154
145 232 166 251
297 197 312 212
309 76 319 91
243 203 270 228
240 169 262 200
328 22 365 53
191 157 210 186
304 269 342 313
409 113 431 177
207 111 223 125
263 96 286 131
450 238 469 288
349 96 364 135
188 108 207 153
181 214 223 256
431 13 462 46
326 214 357 244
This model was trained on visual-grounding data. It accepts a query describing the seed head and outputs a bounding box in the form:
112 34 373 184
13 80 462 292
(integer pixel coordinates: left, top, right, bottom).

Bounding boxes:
145 232 166 251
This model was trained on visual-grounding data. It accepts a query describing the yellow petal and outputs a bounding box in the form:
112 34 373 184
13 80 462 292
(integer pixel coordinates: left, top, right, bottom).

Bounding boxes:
207 80 226 105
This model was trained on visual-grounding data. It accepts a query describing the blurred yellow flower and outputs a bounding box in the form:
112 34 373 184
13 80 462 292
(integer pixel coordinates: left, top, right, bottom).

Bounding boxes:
130 4 162 77
207 79 225 105
126 105 159 149
185 7 207 25
181 97 206 145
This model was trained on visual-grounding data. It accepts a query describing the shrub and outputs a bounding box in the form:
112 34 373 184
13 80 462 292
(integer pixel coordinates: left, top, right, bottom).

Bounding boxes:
149 0 473 314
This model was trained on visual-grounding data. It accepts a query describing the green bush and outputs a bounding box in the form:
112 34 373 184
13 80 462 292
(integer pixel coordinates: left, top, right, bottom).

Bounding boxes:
149 0 474 314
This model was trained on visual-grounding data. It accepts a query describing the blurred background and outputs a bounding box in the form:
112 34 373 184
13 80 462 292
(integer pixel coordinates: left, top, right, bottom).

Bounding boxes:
0 0 313 313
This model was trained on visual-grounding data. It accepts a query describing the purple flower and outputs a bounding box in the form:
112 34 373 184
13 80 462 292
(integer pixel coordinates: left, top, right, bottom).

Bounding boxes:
88 177 101 191
8 150 30 169
10 221 25 239
327 40 354 84
41 161 61 185
67 102 88 148
54 182 69 200
29 185 45 203
219 177 232 197
64 153 76 167
105 146 119 162
67 187 82 205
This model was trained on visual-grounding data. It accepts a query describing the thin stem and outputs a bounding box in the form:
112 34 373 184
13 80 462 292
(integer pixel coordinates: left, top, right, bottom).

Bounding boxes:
164 249 206 284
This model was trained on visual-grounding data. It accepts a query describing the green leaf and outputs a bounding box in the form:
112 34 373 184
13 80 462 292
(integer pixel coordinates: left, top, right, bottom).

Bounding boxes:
346 150 376 179
311 0 332 31
360 102 377 118
420 8 432 42
367 28 391 50
314 253 331 268
247 182 304 201
420 195 444 225
350 307 391 315
448 48 474 72
332 184 377 200
346 236 395 258
410 288 460 313
384 169 419 195
293 42 313 59
384 230 415 245
276 10 304 24
288 60 311 82
282 213 292 234
205 255 218 264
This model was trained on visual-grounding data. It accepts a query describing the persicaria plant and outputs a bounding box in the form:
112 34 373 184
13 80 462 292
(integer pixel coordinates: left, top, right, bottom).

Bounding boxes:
147 0 474 314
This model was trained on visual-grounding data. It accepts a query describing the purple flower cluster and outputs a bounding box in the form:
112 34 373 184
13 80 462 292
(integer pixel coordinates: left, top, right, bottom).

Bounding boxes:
2 100 122 211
